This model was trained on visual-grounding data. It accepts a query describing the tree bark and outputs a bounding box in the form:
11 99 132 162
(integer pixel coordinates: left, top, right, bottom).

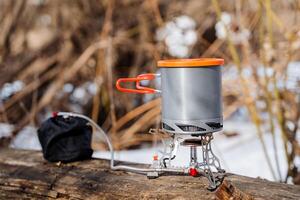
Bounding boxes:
0 148 299 200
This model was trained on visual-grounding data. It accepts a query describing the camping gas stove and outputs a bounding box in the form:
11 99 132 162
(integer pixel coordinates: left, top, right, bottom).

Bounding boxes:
116 58 226 190
147 129 225 190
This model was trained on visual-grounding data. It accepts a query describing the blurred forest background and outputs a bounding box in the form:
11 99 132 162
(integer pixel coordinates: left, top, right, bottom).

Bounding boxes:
0 0 299 185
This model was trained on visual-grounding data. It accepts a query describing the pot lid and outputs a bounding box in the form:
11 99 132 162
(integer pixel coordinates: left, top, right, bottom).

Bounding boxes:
157 58 224 68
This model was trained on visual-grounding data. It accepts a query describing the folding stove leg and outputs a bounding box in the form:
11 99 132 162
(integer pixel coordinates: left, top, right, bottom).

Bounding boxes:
199 133 226 190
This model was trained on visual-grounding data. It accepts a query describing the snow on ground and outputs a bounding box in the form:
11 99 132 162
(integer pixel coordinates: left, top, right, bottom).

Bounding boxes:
9 126 41 150
0 123 41 150
215 121 288 181
0 123 13 138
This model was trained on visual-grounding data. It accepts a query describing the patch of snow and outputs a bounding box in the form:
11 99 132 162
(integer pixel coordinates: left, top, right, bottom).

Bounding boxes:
215 12 231 39
72 87 86 100
10 126 41 150
63 83 74 93
168 44 189 58
215 121 288 181
165 29 182 46
70 86 89 105
86 82 98 95
175 15 196 30
68 81 98 106
223 61 300 93
215 12 250 44
0 123 13 138
286 61 300 91
156 15 197 58
12 80 24 92
183 30 197 46
220 12 232 25
0 80 25 100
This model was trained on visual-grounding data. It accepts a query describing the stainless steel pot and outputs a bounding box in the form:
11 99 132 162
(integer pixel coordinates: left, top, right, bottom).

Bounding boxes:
116 58 224 135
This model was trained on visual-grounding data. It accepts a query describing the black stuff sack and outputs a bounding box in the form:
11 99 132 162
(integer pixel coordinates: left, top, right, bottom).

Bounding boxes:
38 115 93 163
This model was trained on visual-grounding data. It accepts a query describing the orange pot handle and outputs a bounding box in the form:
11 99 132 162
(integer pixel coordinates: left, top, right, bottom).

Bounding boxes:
116 73 159 94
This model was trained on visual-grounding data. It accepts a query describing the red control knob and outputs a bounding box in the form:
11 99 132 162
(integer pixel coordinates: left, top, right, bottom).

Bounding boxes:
189 168 198 177
52 111 58 118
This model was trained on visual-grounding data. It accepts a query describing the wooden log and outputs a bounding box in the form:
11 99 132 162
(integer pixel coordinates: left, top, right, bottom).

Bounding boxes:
0 148 299 200
215 180 254 200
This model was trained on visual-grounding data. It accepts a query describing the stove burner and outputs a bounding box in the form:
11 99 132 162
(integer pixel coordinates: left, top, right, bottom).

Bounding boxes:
181 138 209 146
176 124 206 132
148 129 225 190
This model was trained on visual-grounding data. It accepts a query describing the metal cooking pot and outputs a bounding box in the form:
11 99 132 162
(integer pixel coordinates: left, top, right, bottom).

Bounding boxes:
116 58 224 135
